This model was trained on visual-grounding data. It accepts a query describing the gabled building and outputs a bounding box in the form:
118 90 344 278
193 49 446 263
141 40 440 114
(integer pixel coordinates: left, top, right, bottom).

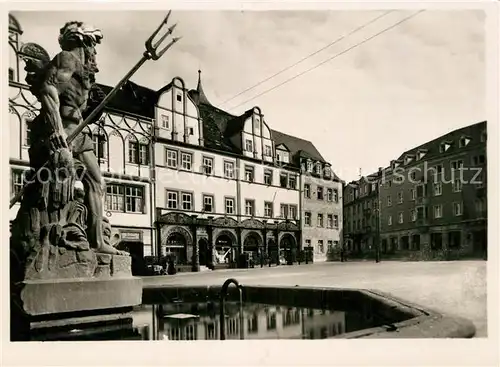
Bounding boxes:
343 121 487 261
8 15 343 272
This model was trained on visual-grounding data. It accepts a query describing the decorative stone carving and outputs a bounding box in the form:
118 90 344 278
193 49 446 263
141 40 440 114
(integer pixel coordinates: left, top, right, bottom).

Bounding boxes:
10 21 130 283
277 220 299 231
212 216 238 228
159 212 193 225
241 218 264 229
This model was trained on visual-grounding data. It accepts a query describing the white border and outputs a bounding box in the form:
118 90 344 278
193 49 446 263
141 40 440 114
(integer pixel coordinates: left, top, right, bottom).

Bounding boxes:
1 1 498 366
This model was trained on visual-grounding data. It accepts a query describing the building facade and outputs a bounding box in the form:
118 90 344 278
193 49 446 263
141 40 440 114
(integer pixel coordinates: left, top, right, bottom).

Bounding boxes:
299 153 343 261
343 171 381 257
8 15 343 272
343 121 487 260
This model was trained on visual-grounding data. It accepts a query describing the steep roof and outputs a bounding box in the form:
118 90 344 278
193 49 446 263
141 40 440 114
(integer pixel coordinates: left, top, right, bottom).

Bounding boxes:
271 129 326 162
395 121 486 163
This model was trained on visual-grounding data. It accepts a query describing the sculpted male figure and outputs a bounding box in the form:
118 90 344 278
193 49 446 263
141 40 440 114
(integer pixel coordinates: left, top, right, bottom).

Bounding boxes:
28 21 126 256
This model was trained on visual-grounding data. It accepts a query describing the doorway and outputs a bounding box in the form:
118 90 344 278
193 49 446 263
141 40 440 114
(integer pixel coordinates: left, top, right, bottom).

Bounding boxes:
198 238 210 266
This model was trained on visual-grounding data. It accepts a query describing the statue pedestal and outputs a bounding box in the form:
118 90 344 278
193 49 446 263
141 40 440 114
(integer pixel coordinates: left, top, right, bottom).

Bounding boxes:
11 255 144 341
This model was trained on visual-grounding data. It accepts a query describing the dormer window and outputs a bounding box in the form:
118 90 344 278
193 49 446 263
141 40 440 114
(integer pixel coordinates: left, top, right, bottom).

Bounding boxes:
404 155 414 165
315 162 322 175
440 141 451 153
324 166 332 178
306 160 313 172
417 150 427 160
459 136 471 148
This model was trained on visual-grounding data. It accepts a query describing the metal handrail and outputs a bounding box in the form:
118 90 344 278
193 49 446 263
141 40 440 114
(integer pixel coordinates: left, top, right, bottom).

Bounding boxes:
219 278 244 340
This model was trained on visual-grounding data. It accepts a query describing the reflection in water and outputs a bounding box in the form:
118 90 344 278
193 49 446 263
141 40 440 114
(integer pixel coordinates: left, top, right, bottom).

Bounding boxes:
133 302 353 340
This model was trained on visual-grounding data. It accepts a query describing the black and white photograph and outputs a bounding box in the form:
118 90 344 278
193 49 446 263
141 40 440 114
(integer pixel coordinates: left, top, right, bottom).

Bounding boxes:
3 1 498 366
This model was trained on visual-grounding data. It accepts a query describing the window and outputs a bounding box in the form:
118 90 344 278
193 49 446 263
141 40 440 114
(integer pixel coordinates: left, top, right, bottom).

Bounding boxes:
388 216 392 226
266 312 277 330
327 188 333 202
203 195 214 213
318 240 324 253
160 114 169 129
317 186 324 200
334 215 339 228
105 184 125 212
387 196 392 206
327 240 333 251
416 206 427 220
304 212 311 226
306 160 313 172
202 157 214 175
315 162 322 175
475 198 486 214
125 186 144 213
106 184 144 213
453 178 462 193
11 170 25 198
459 136 470 148
280 204 288 219
289 205 297 220
333 189 339 203
93 134 107 159
305 239 311 248
398 212 403 224
472 155 486 166
279 173 288 188
166 190 178 209
433 182 442 196
397 191 403 204
166 149 177 168
225 197 235 214
304 184 311 198
434 205 442 218
128 141 149 165
451 160 464 171
245 139 253 152
188 127 194 135
416 184 427 198
409 188 415 200
264 170 273 185
288 175 296 189
411 209 417 222
440 142 451 153
176 93 182 102
181 192 193 211
224 161 235 178
324 166 332 178
24 121 31 146
317 214 324 227
453 202 463 216
264 202 273 217
244 166 254 182
327 214 333 228
245 200 255 216
264 145 272 157
181 152 192 170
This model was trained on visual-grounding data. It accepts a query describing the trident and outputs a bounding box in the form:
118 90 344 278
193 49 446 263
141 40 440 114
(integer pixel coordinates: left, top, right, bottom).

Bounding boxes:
10 11 181 209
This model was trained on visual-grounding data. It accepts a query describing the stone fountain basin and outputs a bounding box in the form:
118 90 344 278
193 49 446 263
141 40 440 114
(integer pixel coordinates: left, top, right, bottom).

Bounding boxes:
143 283 476 339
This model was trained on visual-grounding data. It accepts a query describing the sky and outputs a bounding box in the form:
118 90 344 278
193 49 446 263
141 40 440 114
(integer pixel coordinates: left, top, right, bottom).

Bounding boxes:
11 9 486 182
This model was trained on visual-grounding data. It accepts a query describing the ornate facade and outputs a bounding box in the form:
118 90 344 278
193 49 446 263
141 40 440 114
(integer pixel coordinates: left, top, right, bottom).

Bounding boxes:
8 15 342 272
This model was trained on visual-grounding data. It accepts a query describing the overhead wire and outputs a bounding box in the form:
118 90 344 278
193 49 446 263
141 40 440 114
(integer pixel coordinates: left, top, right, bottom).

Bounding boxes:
219 9 395 106
227 10 425 112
